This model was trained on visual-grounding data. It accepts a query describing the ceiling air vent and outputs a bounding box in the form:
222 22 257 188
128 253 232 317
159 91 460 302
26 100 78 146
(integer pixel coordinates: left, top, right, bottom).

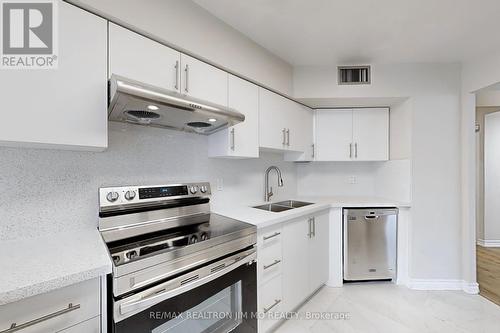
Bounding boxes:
338 66 371 85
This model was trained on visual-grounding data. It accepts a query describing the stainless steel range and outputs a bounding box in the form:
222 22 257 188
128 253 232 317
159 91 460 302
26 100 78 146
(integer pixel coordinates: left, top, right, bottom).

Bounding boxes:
98 182 257 333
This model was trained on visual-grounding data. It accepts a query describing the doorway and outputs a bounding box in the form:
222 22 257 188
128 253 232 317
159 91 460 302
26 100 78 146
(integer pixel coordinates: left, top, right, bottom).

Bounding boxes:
475 83 500 305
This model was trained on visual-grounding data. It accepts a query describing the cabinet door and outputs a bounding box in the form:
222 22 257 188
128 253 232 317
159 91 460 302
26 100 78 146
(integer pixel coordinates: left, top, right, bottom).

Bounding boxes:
315 109 353 161
259 88 287 150
309 211 330 293
282 218 310 312
108 23 181 92
352 108 389 161
180 54 228 106
208 75 259 158
59 317 100 333
287 103 313 153
0 1 107 150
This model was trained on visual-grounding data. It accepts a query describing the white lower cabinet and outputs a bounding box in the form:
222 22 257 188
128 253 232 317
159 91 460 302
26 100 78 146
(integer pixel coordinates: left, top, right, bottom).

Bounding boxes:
257 211 329 332
282 210 330 313
0 278 101 333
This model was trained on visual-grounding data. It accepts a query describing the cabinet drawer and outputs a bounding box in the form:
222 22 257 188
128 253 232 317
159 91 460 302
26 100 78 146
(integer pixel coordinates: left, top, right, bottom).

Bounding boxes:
258 224 282 249
258 275 283 333
57 316 100 333
0 278 100 333
258 243 282 286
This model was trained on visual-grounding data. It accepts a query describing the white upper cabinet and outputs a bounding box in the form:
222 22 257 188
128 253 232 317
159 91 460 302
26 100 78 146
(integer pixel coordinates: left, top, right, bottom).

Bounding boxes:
0 1 107 150
352 108 389 161
259 88 288 150
180 54 228 106
284 104 314 161
259 88 312 153
315 109 353 161
208 75 259 158
315 108 389 161
108 23 181 93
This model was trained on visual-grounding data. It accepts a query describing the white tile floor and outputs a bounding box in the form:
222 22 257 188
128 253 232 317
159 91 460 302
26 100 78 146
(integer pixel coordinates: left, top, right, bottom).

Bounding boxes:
274 283 500 333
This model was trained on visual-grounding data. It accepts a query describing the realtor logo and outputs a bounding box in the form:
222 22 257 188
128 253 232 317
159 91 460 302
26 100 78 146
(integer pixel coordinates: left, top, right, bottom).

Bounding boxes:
1 0 58 69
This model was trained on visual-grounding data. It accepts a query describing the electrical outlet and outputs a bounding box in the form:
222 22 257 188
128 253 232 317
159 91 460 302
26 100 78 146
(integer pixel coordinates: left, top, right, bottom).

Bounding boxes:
348 176 357 184
216 178 224 191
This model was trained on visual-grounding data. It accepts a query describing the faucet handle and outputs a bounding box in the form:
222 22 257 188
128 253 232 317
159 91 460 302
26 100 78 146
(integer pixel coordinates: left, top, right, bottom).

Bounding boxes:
268 186 274 199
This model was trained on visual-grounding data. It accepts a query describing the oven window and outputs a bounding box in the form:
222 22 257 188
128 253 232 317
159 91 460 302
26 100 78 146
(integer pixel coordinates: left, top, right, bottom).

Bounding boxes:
152 281 242 333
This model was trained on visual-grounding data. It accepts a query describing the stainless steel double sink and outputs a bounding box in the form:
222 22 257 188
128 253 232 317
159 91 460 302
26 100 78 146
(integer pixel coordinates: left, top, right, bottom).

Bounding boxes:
252 200 313 212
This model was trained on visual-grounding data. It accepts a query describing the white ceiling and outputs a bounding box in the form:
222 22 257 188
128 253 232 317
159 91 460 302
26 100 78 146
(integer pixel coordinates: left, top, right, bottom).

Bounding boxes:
193 0 500 66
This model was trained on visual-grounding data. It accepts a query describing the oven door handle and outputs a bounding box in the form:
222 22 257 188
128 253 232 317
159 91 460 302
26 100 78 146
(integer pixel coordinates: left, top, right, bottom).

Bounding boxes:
119 251 256 317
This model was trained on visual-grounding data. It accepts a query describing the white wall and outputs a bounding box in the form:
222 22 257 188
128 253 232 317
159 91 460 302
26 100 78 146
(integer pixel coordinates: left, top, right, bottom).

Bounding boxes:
67 0 293 95
483 111 500 244
0 123 297 241
294 63 462 281
390 99 412 160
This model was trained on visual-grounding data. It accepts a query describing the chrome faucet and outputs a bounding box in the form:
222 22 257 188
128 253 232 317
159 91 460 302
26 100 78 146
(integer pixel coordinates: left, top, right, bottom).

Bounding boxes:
264 166 284 202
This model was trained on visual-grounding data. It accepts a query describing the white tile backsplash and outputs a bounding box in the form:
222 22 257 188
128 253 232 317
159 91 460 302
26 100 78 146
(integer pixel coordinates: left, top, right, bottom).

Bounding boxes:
0 122 297 241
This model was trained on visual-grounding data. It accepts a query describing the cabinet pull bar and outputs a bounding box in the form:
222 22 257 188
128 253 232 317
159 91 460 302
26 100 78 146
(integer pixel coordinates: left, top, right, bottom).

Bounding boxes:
230 128 235 150
263 299 282 313
286 129 290 146
282 128 286 145
174 60 179 90
355 143 358 158
312 144 315 159
263 259 281 270
1 303 81 333
349 143 353 158
184 64 189 93
312 217 316 237
263 232 280 240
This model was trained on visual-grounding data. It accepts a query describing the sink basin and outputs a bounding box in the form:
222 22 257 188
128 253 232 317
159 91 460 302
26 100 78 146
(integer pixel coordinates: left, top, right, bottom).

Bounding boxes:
252 204 294 212
252 200 314 213
274 200 314 208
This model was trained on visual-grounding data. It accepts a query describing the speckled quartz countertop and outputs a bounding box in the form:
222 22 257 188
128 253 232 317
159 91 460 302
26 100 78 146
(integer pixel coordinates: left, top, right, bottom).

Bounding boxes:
212 196 410 229
0 229 112 305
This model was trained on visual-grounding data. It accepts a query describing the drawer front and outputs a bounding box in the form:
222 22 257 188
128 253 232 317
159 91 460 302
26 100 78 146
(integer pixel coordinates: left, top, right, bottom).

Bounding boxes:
258 241 282 286
57 316 100 333
258 275 283 333
0 278 100 333
258 224 282 249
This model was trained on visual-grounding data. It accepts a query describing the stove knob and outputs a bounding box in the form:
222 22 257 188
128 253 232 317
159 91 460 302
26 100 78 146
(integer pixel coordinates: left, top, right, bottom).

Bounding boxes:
106 191 119 202
126 251 137 260
189 186 198 194
200 185 208 193
200 233 207 241
112 256 120 264
125 190 136 201
190 235 198 244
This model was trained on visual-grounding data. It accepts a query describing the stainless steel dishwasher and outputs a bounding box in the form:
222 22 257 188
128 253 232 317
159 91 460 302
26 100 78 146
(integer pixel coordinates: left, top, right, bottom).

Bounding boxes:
343 208 398 281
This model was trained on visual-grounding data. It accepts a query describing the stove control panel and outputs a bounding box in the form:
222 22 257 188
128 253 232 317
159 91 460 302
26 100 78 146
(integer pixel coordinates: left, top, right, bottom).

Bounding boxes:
99 182 211 209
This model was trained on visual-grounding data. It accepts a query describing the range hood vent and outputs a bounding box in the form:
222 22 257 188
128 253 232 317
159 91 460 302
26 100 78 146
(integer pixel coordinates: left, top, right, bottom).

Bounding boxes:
108 75 245 135
338 66 371 85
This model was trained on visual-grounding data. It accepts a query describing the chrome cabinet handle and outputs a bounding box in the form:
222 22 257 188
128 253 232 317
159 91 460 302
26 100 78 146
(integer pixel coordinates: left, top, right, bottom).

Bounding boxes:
286 129 290 146
355 143 358 158
1 303 80 333
282 128 286 145
349 143 353 158
184 64 189 93
312 144 315 159
174 60 179 90
263 299 282 313
263 232 280 241
307 218 312 238
230 128 235 150
263 259 281 270
312 217 316 237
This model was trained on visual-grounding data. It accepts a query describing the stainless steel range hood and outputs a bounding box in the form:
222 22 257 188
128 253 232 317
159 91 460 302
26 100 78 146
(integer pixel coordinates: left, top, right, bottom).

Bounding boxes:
108 75 245 134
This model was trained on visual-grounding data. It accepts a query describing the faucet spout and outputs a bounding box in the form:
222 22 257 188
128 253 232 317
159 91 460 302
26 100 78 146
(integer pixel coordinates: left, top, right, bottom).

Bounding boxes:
264 166 284 202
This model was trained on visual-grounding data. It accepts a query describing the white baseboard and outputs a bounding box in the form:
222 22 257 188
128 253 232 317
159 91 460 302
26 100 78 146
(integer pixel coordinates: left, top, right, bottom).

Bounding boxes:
407 279 479 294
477 239 500 247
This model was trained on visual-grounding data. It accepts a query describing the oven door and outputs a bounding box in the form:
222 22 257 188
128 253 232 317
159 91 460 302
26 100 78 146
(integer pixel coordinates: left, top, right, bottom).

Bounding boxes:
112 248 257 333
